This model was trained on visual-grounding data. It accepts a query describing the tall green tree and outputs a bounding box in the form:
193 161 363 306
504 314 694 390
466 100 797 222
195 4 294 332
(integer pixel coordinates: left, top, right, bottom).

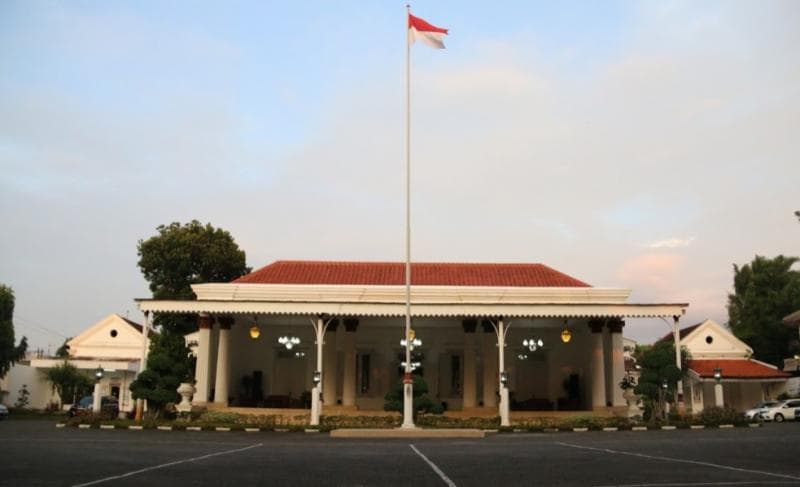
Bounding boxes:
0 284 27 379
131 221 249 411
727 255 800 365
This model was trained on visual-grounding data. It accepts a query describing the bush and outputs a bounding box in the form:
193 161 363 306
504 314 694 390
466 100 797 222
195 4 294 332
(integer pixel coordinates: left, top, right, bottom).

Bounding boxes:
696 406 746 426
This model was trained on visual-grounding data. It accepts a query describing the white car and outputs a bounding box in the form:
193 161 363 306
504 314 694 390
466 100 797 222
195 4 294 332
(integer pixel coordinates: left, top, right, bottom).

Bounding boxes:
760 399 800 422
0 404 8 420
744 400 779 420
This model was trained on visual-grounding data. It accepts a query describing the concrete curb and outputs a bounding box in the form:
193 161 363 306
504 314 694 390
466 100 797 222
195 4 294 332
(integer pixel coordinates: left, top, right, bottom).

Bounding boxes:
661 426 676 430
330 428 485 439
748 423 761 428
543 428 559 433
572 427 588 432
602 427 618 432
305 429 319 433
157 426 172 431
100 425 114 430
690 425 705 429
215 427 231 432
129 425 143 430
245 428 260 432
56 423 66 428
187 426 202 431
78 424 91 429
632 426 648 431
719 424 734 429
275 428 290 433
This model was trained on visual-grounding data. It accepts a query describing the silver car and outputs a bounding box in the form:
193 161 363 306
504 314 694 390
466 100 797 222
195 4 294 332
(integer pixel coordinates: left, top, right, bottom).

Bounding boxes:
0 404 8 420
744 400 779 420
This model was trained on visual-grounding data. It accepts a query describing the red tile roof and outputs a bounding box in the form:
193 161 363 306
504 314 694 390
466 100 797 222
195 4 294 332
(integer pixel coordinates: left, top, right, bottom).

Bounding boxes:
688 359 790 380
233 260 591 287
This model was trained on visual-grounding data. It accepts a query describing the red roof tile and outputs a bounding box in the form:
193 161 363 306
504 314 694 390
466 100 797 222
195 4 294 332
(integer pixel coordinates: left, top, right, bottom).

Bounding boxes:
688 359 790 380
233 260 591 287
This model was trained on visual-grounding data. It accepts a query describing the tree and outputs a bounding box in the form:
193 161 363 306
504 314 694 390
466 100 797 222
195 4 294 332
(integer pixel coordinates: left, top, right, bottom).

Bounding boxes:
131 221 248 413
633 342 686 423
44 361 93 407
727 255 800 365
0 284 27 379
137 221 249 335
129 332 195 413
55 338 71 358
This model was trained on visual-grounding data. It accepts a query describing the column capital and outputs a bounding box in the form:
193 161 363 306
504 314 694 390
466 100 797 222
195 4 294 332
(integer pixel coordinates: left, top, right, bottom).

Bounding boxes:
198 314 213 330
607 318 625 334
462 319 477 333
218 315 235 330
588 318 605 334
343 318 359 332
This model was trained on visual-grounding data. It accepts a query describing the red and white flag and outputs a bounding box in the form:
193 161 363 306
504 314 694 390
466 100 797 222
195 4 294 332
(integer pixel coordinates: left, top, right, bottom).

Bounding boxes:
408 13 448 49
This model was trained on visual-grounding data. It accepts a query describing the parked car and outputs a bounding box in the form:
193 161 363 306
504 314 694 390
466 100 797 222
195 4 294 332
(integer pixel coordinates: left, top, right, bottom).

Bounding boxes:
68 395 119 418
759 399 800 422
744 400 779 420
0 404 8 420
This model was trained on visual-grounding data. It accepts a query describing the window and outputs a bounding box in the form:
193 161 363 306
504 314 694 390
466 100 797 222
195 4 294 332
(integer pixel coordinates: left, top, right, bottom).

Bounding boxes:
110 329 118 338
705 335 713 344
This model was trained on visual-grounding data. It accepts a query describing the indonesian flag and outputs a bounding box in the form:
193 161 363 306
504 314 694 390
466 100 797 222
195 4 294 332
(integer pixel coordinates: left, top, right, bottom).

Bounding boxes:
408 13 448 49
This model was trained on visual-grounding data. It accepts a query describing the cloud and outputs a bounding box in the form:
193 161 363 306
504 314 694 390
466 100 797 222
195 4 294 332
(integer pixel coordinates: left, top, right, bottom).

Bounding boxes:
647 237 696 249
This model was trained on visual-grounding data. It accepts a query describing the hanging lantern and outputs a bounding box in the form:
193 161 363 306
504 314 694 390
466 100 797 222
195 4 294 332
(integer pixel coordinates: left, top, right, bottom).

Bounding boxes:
561 328 572 343
249 315 261 339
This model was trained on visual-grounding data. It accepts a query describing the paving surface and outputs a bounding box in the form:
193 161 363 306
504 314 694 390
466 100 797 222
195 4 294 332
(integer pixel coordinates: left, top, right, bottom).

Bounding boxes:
2 420 800 487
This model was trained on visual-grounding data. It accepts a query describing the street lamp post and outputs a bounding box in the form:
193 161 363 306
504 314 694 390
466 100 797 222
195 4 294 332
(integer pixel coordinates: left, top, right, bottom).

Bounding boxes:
92 366 104 414
713 367 724 407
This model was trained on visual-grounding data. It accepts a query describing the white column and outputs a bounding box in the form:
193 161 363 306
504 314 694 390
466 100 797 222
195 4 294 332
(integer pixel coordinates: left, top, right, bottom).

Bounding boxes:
482 324 497 408
194 314 213 404
342 319 358 407
310 316 325 426
589 320 607 410
714 382 724 407
673 315 685 412
213 317 233 405
462 320 477 409
323 320 338 405
497 318 510 428
92 381 101 413
609 319 626 407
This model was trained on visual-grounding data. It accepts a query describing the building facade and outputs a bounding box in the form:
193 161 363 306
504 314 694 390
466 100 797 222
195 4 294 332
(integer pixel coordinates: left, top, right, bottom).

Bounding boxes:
138 260 688 419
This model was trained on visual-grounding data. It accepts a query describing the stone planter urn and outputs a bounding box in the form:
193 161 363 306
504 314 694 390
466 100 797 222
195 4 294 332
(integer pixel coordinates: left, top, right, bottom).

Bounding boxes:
623 388 639 417
176 382 195 414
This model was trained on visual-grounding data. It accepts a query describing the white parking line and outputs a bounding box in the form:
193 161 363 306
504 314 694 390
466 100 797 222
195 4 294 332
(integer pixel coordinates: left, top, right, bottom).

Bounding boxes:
70 443 263 487
556 442 800 483
409 444 457 487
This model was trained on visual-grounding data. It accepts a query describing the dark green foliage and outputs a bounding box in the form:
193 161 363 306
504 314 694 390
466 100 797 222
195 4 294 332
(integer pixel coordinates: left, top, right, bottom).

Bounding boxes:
55 338 71 358
728 255 800 365
137 220 250 335
44 361 93 406
0 284 27 379
129 332 195 412
634 342 686 423
697 406 747 426
14 384 30 408
383 375 445 415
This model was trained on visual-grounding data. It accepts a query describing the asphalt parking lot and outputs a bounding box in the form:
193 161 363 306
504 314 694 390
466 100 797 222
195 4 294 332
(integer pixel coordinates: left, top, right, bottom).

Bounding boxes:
2 420 800 487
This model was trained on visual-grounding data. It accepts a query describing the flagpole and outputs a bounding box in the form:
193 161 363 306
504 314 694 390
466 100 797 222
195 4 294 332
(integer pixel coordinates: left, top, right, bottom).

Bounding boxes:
401 3 415 429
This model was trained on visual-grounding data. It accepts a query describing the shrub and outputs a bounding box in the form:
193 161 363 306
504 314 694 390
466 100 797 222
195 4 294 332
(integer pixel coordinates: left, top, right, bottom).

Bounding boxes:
696 406 746 426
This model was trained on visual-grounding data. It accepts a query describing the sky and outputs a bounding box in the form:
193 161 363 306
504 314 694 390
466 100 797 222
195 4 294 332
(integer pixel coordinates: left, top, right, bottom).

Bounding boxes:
1 1 798 352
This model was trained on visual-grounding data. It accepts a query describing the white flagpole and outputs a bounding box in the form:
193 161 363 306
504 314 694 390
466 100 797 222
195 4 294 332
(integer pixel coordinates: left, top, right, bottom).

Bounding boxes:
401 3 415 429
